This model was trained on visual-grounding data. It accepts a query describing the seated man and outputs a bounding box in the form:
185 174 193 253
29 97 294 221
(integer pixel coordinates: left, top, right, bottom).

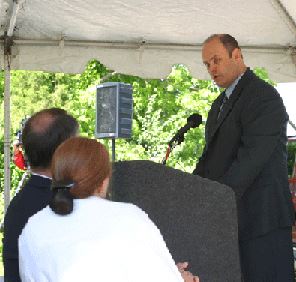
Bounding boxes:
3 108 79 282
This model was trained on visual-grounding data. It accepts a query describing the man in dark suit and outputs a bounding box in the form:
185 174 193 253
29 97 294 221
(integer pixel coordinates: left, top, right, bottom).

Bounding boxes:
193 34 295 281
3 108 79 282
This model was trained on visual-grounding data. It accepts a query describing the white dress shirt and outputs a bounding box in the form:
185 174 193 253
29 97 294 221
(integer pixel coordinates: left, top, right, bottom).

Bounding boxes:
19 196 183 282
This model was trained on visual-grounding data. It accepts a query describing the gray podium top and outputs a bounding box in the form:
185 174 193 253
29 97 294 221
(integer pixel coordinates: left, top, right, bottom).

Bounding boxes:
111 160 241 282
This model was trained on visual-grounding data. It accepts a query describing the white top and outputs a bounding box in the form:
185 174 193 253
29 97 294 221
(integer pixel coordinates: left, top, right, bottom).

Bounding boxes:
19 196 183 282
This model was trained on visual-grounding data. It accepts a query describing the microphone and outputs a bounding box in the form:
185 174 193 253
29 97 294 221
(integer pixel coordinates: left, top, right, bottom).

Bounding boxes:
162 113 202 165
168 113 202 146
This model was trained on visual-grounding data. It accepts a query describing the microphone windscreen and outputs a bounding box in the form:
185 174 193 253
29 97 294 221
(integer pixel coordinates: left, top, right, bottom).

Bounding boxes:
187 113 202 128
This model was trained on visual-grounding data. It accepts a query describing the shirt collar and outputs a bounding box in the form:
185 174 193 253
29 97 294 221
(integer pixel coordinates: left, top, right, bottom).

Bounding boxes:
225 72 245 98
30 171 52 180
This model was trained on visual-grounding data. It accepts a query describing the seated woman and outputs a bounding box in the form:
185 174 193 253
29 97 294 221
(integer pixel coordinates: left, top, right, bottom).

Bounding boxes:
19 137 198 282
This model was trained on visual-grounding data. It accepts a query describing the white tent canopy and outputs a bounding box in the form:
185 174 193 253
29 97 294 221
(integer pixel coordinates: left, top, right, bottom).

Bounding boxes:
0 0 296 212
0 0 296 81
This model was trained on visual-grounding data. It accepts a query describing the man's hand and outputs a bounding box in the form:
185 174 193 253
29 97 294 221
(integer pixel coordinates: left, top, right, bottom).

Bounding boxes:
177 262 199 282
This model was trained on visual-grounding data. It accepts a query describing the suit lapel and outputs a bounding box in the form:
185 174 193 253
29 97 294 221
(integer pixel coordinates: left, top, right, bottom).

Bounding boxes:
206 68 254 146
206 92 224 141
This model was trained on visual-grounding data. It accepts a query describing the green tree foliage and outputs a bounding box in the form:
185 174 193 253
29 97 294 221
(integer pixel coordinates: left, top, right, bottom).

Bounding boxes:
0 61 219 221
253 67 276 86
95 64 220 171
2 62 292 224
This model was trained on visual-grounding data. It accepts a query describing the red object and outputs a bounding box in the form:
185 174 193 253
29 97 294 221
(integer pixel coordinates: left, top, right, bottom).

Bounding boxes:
14 150 26 170
165 146 171 161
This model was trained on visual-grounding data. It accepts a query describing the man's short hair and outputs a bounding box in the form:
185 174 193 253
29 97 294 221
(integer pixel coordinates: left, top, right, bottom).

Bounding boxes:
22 108 79 169
204 34 241 58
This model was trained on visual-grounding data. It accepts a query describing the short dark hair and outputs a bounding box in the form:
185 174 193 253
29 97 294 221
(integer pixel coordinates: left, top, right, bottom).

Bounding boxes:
22 108 79 169
204 34 241 58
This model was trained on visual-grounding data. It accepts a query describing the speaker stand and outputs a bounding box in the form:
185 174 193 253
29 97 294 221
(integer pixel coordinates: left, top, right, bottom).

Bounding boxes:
112 138 116 163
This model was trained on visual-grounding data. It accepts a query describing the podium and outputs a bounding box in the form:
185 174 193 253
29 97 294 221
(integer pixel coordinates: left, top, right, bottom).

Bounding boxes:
111 160 241 282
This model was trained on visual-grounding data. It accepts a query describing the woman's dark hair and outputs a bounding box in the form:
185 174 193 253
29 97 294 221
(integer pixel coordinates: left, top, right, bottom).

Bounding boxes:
49 137 111 215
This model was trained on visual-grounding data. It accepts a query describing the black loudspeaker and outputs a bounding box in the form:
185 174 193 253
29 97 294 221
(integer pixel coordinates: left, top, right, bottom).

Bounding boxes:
95 82 133 138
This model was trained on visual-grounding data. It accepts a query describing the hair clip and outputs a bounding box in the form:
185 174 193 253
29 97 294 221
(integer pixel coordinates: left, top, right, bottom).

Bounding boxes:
51 181 74 191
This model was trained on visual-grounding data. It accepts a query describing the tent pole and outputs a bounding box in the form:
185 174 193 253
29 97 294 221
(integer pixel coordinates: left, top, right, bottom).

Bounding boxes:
3 0 21 214
3 48 11 213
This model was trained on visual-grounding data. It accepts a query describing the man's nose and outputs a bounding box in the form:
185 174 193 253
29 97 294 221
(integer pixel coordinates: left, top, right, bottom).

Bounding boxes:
208 64 216 75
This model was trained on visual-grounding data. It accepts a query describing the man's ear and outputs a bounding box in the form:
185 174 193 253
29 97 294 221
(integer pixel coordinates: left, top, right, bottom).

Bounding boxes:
232 48 242 60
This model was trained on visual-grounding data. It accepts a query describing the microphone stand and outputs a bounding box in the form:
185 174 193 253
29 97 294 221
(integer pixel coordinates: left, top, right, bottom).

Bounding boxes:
162 133 185 165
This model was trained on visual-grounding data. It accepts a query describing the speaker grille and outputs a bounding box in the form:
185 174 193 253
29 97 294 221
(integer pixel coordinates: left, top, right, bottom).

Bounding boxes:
96 82 133 138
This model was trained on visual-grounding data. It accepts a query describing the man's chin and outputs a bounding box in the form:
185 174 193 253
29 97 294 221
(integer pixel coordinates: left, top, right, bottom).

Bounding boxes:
213 79 224 88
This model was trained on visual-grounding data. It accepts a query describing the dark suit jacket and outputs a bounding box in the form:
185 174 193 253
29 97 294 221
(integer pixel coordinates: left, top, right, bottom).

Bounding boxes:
194 68 294 241
3 174 52 282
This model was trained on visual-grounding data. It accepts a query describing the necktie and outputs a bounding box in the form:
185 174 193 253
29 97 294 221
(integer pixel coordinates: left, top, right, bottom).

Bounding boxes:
217 93 228 120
